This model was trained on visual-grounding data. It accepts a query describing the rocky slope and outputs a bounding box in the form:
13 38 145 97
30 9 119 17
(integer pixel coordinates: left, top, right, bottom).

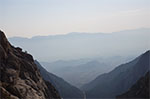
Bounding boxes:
35 60 84 99
82 50 150 98
116 71 150 98
0 30 60 99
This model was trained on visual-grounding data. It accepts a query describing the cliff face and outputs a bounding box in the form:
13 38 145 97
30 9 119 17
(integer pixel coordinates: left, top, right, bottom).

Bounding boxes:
0 30 60 99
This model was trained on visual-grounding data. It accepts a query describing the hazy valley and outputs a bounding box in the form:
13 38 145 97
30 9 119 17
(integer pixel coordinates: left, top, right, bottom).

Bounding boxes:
1 28 149 99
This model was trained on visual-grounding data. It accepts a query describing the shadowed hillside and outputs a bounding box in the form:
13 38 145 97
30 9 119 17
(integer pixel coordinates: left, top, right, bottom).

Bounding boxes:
82 50 150 98
117 71 150 98
35 60 84 99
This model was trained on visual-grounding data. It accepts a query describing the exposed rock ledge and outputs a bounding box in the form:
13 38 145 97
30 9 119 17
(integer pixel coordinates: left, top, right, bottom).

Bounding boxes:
0 30 60 99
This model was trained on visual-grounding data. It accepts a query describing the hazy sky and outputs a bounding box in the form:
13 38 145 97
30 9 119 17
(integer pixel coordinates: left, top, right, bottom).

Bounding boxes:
0 0 150 37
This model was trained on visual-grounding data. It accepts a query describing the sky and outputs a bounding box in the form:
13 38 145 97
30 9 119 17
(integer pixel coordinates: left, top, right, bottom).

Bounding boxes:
0 0 150 37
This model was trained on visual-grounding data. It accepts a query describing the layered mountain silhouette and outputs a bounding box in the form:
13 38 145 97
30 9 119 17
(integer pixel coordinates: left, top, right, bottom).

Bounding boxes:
50 60 109 88
82 50 150 98
9 28 150 62
117 71 149 98
0 30 60 99
35 60 84 99
41 56 135 88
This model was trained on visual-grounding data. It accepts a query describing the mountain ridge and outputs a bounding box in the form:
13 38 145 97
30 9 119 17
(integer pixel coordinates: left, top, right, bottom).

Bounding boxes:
116 71 150 98
9 28 150 62
9 28 150 39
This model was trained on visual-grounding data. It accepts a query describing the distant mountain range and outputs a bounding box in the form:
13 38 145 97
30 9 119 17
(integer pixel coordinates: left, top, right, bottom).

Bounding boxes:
9 28 150 62
41 56 135 88
81 50 150 98
35 61 84 99
57 60 109 88
42 60 109 88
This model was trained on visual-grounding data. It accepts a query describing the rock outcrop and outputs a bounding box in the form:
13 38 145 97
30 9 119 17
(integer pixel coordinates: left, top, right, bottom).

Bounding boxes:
0 30 60 99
